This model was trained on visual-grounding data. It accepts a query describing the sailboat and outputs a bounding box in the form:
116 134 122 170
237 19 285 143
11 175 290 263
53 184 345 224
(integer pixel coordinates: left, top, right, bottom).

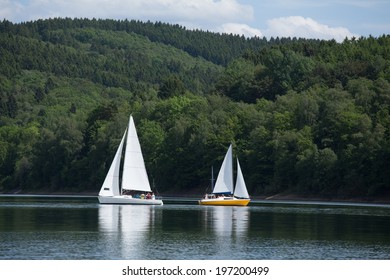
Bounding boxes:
98 115 163 205
198 144 250 206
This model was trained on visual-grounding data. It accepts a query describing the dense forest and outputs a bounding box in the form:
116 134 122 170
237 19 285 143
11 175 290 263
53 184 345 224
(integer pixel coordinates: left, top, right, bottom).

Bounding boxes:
1 18 389 200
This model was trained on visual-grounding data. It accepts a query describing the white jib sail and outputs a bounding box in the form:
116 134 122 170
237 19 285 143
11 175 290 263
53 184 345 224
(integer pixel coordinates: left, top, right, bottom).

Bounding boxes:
213 144 234 194
121 115 152 192
99 129 127 197
234 158 250 199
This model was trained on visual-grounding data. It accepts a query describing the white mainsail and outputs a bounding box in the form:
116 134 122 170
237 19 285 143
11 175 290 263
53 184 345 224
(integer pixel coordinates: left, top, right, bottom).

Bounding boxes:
234 159 250 199
98 129 127 197
212 144 234 194
121 115 152 193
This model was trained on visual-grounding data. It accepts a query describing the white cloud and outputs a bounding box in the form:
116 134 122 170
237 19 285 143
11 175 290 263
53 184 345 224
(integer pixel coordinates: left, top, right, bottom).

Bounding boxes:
263 16 358 42
0 0 24 20
218 23 263 37
265 0 385 9
0 1 360 42
1 0 259 38
1 0 253 26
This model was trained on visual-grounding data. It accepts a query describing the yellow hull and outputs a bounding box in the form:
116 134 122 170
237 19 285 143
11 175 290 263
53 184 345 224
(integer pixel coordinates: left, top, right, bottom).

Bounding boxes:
198 198 250 206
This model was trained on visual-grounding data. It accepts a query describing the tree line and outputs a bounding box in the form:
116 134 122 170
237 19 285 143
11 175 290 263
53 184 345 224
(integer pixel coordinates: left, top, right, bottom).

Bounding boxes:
0 18 389 200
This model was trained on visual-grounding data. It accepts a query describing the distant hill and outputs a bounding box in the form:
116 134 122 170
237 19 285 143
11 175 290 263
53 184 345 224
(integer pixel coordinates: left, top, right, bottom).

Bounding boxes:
0 18 389 200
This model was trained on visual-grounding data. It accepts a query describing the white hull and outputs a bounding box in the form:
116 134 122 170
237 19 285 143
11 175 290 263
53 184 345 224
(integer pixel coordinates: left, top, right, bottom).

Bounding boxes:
98 195 163 205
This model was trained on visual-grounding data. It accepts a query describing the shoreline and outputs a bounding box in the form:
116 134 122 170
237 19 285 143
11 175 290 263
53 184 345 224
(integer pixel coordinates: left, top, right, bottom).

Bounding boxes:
1 191 389 206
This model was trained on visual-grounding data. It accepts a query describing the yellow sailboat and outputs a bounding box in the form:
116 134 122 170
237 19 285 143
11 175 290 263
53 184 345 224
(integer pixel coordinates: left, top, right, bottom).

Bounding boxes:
198 144 250 206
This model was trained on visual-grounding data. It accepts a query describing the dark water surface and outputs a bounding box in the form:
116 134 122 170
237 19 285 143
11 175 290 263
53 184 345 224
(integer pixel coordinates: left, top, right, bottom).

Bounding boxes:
0 196 389 260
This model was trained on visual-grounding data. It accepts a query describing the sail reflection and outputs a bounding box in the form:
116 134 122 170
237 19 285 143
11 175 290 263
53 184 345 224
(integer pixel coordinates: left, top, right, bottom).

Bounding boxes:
203 206 250 239
198 206 250 258
98 204 154 259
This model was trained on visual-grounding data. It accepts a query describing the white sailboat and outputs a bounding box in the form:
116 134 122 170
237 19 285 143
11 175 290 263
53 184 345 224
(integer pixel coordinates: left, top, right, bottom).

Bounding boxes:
98 115 163 205
198 144 250 206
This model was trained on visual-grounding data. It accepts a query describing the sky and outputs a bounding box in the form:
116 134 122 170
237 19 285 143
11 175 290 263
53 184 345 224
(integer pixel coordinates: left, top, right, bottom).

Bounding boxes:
0 0 389 42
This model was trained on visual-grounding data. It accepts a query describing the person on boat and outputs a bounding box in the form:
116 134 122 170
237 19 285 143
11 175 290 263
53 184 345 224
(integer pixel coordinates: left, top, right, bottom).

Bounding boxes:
151 193 155 200
140 193 145 199
146 193 151 199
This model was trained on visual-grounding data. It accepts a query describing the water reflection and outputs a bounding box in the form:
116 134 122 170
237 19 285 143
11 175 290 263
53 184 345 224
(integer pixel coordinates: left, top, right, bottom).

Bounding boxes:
1 196 390 260
98 205 156 259
201 206 250 259
97 205 251 259
204 206 249 237
248 205 390 243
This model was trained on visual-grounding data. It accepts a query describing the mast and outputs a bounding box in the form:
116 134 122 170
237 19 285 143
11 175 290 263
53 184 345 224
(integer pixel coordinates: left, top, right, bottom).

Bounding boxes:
211 166 215 190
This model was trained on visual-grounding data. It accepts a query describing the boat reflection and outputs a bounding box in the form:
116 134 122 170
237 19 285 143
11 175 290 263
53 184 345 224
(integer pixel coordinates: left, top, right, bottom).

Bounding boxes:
98 204 155 259
98 204 250 259
203 206 250 241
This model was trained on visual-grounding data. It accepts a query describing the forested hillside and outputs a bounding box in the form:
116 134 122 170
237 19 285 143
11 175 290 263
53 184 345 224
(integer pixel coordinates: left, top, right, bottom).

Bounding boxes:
1 18 389 200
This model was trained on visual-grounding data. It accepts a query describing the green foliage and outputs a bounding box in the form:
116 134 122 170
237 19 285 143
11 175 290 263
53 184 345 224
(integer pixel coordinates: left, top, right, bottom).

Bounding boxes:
0 18 389 200
158 75 186 99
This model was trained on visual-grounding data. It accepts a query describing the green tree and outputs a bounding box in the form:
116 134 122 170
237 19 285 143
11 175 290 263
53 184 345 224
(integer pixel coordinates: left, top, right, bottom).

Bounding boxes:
158 75 186 99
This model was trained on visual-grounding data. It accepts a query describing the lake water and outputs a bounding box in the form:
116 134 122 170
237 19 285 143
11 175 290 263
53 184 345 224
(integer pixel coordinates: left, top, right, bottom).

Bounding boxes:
0 196 389 260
